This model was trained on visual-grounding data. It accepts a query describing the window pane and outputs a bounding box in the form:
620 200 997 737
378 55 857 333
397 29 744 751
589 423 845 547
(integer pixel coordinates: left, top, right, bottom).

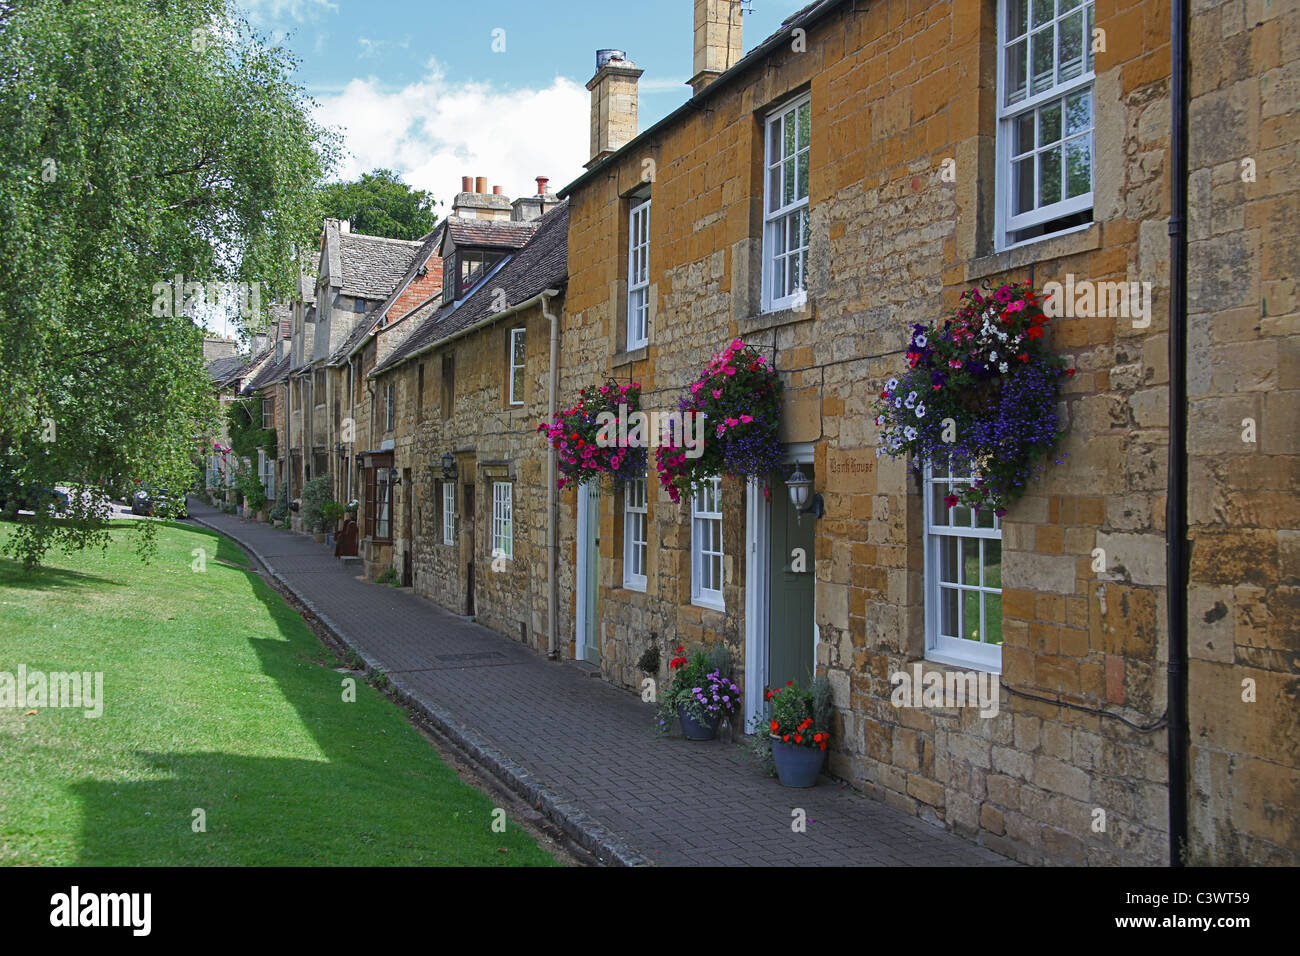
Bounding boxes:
1039 100 1062 145
797 102 811 150
1005 39 1028 106
1065 135 1092 197
940 586 960 638
1086 3 1095 72
796 153 809 201
768 117 781 164
1065 88 1091 134
1031 0 1054 28
783 158 795 207
939 536 959 585
1060 0 1081 10
1031 26 1055 96
1058 9 1084 82
768 165 781 214
1007 0 1029 37
984 594 1004 644
963 589 983 641
1038 143 1062 206
783 111 795 159
1015 112 1035 155
513 330 525 366
984 539 1003 589
1013 156 1035 214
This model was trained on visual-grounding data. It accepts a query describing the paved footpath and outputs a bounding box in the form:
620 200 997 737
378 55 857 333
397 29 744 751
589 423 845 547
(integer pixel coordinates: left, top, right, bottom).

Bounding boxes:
188 500 1012 867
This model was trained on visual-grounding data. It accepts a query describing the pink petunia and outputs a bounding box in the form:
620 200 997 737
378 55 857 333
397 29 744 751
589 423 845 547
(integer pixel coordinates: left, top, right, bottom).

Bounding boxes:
712 389 722 399
723 366 736 376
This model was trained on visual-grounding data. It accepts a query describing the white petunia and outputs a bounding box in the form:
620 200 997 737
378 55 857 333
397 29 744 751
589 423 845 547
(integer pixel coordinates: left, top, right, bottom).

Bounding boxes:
915 334 927 347
998 362 1009 373
903 426 918 441
886 378 898 392
915 403 926 418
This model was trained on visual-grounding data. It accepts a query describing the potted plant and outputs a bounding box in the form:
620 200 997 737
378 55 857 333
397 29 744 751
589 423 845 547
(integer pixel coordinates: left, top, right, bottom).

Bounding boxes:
656 645 741 741
321 500 345 542
751 677 833 787
300 474 332 542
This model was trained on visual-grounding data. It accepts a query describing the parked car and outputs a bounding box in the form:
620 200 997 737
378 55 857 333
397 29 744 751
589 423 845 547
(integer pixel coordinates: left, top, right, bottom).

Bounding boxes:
130 486 187 518
0 482 68 517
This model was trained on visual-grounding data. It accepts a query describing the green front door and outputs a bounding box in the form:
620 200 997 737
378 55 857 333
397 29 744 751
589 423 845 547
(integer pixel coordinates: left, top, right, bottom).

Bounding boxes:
767 469 815 690
581 484 600 664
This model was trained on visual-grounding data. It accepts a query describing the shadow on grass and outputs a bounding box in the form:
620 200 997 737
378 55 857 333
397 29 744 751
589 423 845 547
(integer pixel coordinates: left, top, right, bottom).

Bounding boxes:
0 558 119 592
67 524 546 866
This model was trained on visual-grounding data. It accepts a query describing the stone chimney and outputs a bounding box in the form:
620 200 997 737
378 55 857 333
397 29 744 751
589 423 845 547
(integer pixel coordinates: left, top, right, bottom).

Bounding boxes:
511 175 559 221
451 174 512 221
689 0 743 96
586 49 643 168
202 335 239 363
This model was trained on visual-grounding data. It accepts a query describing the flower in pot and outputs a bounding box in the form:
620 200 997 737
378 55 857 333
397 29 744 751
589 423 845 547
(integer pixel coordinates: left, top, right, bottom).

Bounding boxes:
751 678 832 787
656 646 741 740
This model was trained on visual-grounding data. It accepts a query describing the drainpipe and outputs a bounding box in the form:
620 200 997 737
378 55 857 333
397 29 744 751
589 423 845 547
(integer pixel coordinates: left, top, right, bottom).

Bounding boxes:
542 288 561 660
1166 0 1190 868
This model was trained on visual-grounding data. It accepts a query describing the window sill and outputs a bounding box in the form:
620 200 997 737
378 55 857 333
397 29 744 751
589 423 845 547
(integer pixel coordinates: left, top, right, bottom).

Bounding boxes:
612 345 649 368
692 596 725 613
967 223 1100 282
923 648 1002 676
740 303 815 335
623 579 647 593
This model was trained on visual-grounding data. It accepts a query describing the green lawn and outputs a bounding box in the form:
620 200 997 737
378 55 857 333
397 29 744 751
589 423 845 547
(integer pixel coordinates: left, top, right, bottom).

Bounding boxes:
0 519 559 866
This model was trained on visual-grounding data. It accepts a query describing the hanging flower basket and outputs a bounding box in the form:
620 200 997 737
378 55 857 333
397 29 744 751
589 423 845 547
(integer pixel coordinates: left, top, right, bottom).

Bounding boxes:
873 281 1074 516
655 340 784 503
537 380 647 491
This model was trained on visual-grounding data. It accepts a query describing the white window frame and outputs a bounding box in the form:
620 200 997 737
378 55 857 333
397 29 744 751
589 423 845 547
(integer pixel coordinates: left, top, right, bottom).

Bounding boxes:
623 475 648 591
995 0 1096 250
374 468 391 541
627 198 651 349
492 481 513 560
761 93 811 313
508 327 526 406
691 477 724 610
923 460 1003 673
442 481 456 546
384 382 395 431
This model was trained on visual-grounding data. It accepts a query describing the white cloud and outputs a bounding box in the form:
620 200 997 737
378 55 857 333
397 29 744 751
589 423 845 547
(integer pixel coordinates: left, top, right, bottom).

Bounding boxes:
313 63 590 205
239 0 338 25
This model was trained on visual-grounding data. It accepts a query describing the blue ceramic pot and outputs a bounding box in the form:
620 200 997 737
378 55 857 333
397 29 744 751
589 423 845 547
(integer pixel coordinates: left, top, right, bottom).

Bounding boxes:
771 737 825 787
678 706 720 740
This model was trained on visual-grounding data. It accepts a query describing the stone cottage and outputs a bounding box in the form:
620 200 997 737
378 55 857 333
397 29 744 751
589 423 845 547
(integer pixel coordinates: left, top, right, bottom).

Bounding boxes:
546 0 1296 866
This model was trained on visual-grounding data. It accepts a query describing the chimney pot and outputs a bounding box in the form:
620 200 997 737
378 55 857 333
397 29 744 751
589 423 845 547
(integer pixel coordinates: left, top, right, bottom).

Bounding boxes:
475 176 488 194
536 176 549 195
492 185 503 195
461 176 473 192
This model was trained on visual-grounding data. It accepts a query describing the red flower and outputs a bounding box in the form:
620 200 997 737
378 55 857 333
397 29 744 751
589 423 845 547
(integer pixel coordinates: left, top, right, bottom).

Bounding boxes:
819 742 827 751
1067 368 1076 377
783 735 790 742
1026 325 1044 339
787 681 793 687
944 494 959 509
770 720 779 733
794 735 803 744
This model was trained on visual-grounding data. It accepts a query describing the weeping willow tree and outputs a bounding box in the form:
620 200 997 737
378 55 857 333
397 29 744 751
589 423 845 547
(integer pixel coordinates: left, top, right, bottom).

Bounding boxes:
0 0 337 566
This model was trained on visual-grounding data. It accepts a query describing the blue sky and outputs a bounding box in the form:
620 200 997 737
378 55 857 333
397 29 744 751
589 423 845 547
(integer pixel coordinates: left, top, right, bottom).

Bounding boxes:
235 0 795 202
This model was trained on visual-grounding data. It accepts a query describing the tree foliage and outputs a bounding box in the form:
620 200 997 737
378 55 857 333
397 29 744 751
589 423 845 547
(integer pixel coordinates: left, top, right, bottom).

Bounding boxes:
0 0 337 566
318 168 438 240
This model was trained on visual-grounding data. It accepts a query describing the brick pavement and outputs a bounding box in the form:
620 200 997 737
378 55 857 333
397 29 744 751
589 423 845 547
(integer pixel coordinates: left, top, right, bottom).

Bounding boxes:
188 500 1013 867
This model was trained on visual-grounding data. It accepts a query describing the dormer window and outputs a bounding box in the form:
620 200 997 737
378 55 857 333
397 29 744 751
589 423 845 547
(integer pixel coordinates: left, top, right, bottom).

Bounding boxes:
354 297 368 313
442 247 507 305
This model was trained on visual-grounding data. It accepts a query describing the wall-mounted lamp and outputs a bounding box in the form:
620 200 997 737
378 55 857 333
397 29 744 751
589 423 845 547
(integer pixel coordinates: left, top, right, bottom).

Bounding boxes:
441 452 458 482
336 443 346 459
785 466 824 525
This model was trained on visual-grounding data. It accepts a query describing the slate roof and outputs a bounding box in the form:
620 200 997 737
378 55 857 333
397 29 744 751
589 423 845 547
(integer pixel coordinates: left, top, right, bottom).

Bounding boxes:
206 355 247 388
338 232 425 300
444 218 538 250
248 353 290 390
374 201 567 376
327 222 447 366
